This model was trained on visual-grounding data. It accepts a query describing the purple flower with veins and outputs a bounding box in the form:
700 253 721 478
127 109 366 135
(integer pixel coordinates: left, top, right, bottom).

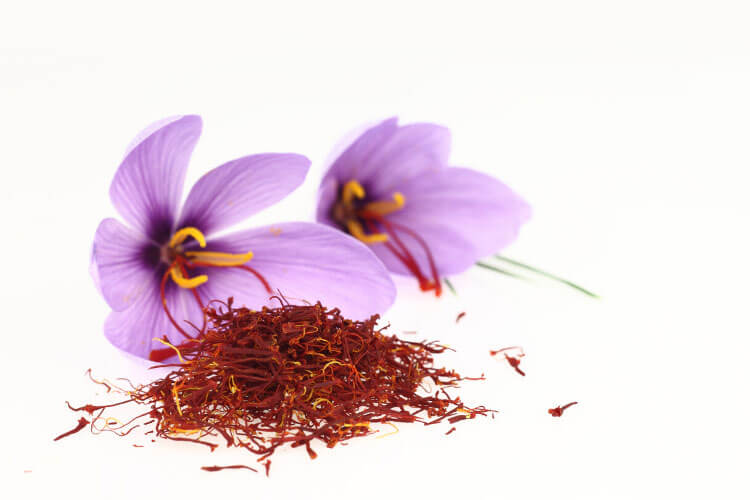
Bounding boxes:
316 117 531 296
92 115 395 361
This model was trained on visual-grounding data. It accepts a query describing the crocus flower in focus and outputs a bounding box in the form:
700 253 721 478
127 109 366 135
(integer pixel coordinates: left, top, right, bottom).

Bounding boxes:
92 115 395 360
316 117 531 296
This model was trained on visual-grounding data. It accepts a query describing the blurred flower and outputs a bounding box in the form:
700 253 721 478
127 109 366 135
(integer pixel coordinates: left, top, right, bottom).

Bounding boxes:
316 117 531 295
92 115 395 360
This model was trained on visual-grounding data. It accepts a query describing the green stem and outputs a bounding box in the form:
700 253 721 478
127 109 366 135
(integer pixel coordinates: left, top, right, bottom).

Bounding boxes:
444 278 457 295
494 255 599 298
475 261 528 280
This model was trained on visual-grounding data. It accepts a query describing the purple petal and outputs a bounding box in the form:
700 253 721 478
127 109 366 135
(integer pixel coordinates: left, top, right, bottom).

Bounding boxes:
322 117 399 185
318 118 452 220
315 176 339 227
201 222 396 320
104 277 206 359
92 218 157 312
389 167 531 263
364 122 452 198
177 154 310 236
109 115 202 241
123 115 186 158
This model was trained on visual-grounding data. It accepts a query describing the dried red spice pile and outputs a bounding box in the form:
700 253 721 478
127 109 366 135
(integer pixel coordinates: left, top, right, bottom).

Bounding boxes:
64 298 490 465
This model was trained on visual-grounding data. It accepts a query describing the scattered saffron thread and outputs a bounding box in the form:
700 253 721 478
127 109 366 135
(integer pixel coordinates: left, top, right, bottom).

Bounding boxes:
445 426 456 435
548 402 578 417
201 464 258 473
456 312 466 323
490 346 526 376
53 417 90 442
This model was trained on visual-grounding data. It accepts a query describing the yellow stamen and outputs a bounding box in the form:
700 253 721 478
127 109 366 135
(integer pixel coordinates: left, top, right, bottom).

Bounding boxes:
153 337 187 364
341 179 366 204
346 220 389 244
169 266 208 289
169 226 207 248
183 250 254 266
360 192 405 217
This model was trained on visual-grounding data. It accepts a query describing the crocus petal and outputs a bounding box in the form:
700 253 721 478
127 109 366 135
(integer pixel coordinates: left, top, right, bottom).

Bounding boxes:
109 115 202 241
315 176 339 227
389 167 531 262
177 154 310 236
364 122 452 198
322 117 399 186
92 218 157 312
318 118 452 218
201 222 396 320
104 277 206 359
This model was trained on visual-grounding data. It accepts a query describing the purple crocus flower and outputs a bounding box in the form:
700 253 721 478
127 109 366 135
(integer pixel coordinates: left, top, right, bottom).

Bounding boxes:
92 115 395 361
316 117 531 296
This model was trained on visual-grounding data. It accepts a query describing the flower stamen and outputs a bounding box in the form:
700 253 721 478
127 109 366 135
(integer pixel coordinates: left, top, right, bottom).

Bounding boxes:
346 220 388 244
183 250 254 267
341 179 366 204
169 226 207 248
169 265 208 289
360 192 405 217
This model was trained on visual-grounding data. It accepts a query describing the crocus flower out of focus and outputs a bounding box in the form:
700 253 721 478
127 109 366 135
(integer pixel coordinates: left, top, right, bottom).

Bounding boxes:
316 117 531 296
91 115 395 360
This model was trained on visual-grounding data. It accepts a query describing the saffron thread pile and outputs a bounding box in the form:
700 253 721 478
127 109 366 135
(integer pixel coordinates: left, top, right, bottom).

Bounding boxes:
61 298 491 468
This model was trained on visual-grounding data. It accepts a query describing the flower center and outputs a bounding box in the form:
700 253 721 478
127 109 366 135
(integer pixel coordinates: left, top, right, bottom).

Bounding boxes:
332 180 442 296
150 226 272 362
164 226 255 289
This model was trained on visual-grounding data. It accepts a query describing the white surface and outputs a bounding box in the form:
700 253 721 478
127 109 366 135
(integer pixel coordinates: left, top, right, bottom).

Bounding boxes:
2 1 749 499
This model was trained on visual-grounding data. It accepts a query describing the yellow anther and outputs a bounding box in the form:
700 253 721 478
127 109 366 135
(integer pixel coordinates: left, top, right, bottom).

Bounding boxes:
346 220 389 244
169 226 207 248
360 192 406 217
183 250 254 266
341 179 366 204
169 266 208 289
153 337 187 364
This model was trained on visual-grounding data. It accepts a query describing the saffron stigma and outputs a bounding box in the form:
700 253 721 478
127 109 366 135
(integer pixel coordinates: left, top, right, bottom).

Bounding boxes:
332 180 442 296
59 297 492 469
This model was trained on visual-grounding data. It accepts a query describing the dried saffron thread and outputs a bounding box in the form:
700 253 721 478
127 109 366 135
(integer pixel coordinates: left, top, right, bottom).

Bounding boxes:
201 464 258 473
63 298 491 466
490 346 526 376
548 401 578 417
53 417 89 441
456 312 466 323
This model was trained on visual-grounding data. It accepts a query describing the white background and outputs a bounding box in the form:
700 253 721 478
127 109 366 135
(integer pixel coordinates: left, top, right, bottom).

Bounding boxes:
2 1 749 499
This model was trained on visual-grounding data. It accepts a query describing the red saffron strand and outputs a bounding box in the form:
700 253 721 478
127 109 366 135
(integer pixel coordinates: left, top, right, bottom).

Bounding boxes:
490 346 526 376
445 426 457 435
53 417 90 442
548 401 578 417
456 312 466 323
264 460 271 477
201 464 258 473
362 216 439 294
